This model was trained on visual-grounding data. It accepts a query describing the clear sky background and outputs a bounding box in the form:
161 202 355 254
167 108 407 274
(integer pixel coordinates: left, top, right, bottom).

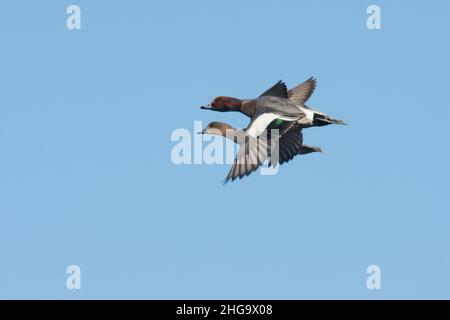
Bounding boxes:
0 0 449 299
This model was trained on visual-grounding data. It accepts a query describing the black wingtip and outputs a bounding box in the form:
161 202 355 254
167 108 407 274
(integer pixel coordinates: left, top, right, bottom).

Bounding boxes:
307 76 317 86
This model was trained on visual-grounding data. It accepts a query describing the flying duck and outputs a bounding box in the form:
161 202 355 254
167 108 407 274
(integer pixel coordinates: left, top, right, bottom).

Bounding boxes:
199 122 321 183
201 77 346 133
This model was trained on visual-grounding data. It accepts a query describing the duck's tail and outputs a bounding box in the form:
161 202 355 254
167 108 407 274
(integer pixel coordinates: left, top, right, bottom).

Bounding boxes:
298 144 322 155
313 113 347 127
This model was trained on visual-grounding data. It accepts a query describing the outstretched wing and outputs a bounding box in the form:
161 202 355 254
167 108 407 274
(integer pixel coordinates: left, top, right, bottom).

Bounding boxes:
258 78 317 104
265 122 303 166
274 124 304 165
288 77 316 105
224 134 275 183
224 122 319 182
258 80 288 98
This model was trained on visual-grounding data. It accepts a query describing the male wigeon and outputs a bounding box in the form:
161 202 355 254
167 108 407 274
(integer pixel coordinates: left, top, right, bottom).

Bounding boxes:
199 122 321 182
201 78 346 135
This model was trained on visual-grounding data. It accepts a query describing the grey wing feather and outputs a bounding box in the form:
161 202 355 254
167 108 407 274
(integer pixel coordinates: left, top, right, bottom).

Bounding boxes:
258 80 288 98
269 125 304 167
255 96 306 119
224 135 273 183
288 77 316 105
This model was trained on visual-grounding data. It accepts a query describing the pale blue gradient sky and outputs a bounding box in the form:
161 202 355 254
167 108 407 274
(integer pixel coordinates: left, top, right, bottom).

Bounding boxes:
0 0 449 299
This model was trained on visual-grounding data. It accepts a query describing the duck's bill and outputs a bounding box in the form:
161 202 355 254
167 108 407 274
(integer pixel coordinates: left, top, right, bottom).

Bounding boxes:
200 104 212 110
197 129 206 134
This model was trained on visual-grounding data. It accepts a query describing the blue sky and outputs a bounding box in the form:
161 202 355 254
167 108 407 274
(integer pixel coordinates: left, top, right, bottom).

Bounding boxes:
0 0 449 299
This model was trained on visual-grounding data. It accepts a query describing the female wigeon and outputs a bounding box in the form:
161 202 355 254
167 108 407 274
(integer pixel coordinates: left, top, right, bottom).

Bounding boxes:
199 122 321 183
201 78 346 136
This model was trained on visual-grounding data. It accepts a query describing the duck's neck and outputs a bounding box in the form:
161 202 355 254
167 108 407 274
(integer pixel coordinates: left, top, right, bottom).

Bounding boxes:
220 127 239 142
226 98 243 113
240 99 257 118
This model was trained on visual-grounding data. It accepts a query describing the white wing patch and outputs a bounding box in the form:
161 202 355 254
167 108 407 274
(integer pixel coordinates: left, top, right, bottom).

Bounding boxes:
246 113 280 137
297 106 315 124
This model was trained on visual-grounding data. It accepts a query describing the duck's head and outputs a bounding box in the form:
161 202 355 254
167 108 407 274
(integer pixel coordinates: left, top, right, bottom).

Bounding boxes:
198 121 235 136
201 96 242 112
